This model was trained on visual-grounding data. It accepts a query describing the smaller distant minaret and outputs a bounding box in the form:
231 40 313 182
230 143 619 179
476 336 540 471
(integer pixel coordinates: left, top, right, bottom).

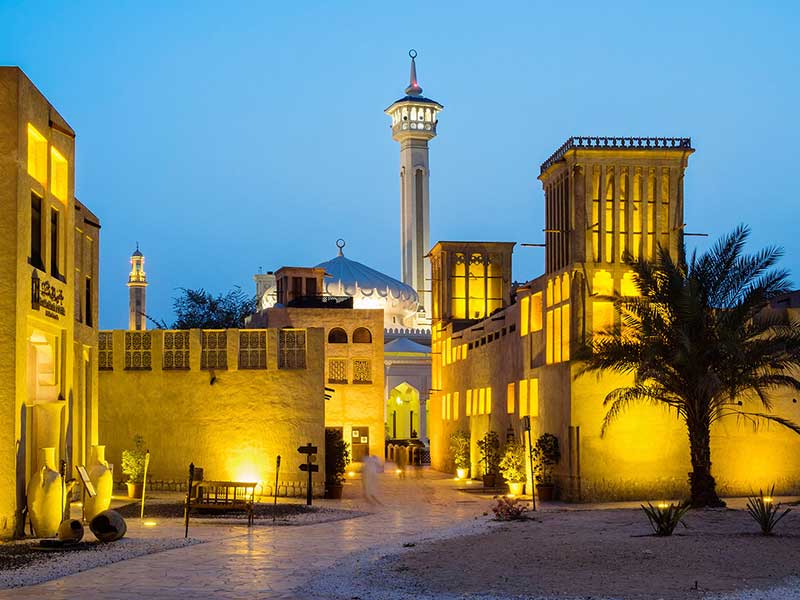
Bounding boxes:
127 244 148 330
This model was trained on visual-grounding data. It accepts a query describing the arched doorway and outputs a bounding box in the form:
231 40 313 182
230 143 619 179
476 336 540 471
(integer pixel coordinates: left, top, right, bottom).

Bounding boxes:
387 382 420 440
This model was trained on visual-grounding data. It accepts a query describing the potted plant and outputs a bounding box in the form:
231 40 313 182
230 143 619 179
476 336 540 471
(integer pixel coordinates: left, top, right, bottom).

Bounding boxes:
324 429 350 499
499 439 526 495
532 433 560 501
121 434 147 499
477 431 500 488
449 431 470 479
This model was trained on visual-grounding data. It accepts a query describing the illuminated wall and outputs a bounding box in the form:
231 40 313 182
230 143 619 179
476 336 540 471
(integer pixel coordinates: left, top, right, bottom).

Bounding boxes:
428 301 523 476
264 307 385 463
0 67 100 538
99 328 326 497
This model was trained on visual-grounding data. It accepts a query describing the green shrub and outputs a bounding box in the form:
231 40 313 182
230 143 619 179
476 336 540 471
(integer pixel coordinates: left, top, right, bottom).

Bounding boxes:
325 429 350 485
641 501 690 536
449 431 470 471
746 486 791 535
492 496 528 521
477 431 500 476
121 435 146 483
499 439 526 483
532 433 560 484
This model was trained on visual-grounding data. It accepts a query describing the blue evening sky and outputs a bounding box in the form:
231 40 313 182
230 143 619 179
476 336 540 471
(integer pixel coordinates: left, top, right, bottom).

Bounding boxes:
2 1 798 328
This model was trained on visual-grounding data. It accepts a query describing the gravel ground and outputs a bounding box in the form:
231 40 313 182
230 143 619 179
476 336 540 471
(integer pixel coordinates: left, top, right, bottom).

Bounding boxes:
0 537 201 589
305 505 800 600
121 500 368 526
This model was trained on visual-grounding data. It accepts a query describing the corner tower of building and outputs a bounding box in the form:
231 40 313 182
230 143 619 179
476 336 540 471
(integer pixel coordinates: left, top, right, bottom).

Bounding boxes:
385 50 443 323
127 244 147 330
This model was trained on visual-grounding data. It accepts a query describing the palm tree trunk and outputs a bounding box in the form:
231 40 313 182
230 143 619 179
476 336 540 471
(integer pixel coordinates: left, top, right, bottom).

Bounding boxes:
687 421 725 508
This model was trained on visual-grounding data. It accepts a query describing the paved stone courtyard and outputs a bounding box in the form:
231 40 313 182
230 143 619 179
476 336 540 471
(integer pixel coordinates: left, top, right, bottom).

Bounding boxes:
0 469 486 599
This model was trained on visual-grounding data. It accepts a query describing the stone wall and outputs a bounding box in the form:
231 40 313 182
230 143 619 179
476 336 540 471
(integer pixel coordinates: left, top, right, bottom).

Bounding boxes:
99 328 326 497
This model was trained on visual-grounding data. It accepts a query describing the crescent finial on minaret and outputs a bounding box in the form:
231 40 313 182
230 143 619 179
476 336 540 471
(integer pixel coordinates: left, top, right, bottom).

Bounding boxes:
405 49 423 96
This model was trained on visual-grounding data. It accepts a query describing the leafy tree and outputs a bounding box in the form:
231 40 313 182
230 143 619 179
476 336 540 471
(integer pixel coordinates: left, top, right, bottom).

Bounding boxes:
146 286 257 329
579 226 800 508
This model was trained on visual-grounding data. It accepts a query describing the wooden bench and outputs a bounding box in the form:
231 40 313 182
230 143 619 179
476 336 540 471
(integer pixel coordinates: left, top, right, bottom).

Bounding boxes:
184 467 257 530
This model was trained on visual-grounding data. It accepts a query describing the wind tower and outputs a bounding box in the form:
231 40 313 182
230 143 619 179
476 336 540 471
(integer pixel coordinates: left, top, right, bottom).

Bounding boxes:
127 244 148 330
385 49 443 324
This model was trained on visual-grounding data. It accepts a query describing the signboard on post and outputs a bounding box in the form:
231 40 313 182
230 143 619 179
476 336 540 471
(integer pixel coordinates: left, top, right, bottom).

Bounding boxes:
76 465 96 497
298 443 318 506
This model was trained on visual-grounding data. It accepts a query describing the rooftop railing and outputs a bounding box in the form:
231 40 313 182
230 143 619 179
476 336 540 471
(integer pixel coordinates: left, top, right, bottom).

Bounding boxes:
286 295 354 309
539 136 693 174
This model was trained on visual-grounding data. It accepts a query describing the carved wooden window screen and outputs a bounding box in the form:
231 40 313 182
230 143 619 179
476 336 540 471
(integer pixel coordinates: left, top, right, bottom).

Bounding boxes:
163 330 190 370
278 328 306 369
124 331 152 370
99 331 113 371
239 330 266 369
201 330 227 370
328 358 347 383
353 359 371 383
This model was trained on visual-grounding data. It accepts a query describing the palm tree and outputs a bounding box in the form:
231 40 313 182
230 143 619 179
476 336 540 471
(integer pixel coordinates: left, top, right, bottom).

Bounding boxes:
579 226 800 507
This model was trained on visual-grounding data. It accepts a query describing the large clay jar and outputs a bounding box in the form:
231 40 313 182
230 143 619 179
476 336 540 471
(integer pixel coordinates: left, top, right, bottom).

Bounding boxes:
84 445 113 521
58 519 84 543
26 447 63 537
90 509 127 542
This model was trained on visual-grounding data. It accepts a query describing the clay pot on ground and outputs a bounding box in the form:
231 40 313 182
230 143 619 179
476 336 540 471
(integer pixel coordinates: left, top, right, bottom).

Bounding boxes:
126 482 143 499
508 481 524 496
324 483 343 499
58 519 84 543
84 445 113 521
90 509 127 542
536 483 555 501
26 447 64 537
456 468 468 480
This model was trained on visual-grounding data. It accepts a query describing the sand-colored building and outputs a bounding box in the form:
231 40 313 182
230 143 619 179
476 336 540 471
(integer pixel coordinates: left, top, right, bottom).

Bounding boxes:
429 137 800 500
0 67 101 537
250 264 386 464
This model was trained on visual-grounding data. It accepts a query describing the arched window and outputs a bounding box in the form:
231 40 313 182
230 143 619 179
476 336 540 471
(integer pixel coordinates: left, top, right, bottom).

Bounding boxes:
328 328 348 344
352 327 372 344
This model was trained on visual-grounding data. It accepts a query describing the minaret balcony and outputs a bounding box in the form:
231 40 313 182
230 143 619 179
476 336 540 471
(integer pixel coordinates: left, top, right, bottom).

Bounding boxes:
391 120 437 139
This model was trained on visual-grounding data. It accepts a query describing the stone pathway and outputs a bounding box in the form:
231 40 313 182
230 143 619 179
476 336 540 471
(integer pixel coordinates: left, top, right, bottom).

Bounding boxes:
0 469 487 599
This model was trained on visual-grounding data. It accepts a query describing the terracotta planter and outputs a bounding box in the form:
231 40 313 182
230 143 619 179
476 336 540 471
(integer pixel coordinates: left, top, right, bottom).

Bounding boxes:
508 481 524 496
324 483 343 499
456 468 469 480
126 482 143 499
482 473 497 489
536 483 555 501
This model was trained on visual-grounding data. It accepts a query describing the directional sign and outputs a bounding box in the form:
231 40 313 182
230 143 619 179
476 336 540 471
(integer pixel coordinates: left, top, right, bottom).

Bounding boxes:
298 442 318 506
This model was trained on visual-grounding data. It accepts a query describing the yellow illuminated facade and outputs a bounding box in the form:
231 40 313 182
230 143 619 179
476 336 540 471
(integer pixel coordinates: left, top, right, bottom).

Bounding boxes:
0 67 101 538
98 327 328 497
428 136 800 501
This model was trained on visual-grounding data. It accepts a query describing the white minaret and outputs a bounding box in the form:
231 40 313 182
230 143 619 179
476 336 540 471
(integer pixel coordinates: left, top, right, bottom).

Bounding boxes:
385 50 442 322
127 244 148 330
